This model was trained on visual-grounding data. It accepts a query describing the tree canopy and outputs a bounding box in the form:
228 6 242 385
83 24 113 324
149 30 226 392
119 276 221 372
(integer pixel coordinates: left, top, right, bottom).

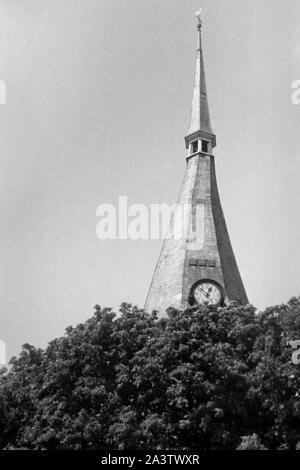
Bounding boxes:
1 298 300 450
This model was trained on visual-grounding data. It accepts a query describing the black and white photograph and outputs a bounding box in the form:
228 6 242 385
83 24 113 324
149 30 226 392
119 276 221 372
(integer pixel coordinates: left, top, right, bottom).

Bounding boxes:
1 0 300 456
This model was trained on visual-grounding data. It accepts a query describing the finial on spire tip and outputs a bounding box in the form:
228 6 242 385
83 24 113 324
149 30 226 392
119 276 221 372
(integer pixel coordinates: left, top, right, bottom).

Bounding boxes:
195 8 202 26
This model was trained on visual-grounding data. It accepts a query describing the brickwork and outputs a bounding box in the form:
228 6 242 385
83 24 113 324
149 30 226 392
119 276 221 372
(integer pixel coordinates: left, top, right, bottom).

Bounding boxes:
210 158 249 305
182 154 225 307
145 152 248 316
144 156 198 316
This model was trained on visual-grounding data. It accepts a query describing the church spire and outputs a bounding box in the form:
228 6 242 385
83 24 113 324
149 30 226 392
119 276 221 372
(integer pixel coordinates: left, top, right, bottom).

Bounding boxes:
144 11 248 316
185 9 216 152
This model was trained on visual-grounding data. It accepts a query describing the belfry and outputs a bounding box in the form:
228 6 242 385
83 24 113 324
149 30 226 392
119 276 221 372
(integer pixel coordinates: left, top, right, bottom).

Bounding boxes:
145 10 248 316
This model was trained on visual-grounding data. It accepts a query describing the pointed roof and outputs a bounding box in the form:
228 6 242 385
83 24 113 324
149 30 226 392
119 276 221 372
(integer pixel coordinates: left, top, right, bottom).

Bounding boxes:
187 10 214 137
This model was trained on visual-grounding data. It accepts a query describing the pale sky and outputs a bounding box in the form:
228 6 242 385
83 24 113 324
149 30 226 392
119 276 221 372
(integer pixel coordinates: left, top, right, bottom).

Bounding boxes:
1 0 300 360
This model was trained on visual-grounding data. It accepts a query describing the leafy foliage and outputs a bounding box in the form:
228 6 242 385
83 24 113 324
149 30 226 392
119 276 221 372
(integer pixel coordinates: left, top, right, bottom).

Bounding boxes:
1 298 300 450
237 434 268 450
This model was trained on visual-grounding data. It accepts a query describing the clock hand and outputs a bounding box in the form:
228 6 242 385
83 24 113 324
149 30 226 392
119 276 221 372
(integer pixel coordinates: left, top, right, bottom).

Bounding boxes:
202 291 210 299
198 287 207 295
203 287 212 296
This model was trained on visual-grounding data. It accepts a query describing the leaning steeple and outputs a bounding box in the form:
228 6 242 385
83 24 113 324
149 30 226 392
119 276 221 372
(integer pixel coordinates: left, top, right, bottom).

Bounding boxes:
185 9 216 153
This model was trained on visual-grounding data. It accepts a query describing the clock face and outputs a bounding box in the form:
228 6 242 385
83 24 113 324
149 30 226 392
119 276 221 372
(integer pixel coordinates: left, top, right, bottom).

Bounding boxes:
192 281 222 306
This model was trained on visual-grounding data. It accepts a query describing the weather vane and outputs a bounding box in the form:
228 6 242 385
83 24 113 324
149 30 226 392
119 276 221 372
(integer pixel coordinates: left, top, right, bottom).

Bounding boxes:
195 8 202 48
195 8 202 27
